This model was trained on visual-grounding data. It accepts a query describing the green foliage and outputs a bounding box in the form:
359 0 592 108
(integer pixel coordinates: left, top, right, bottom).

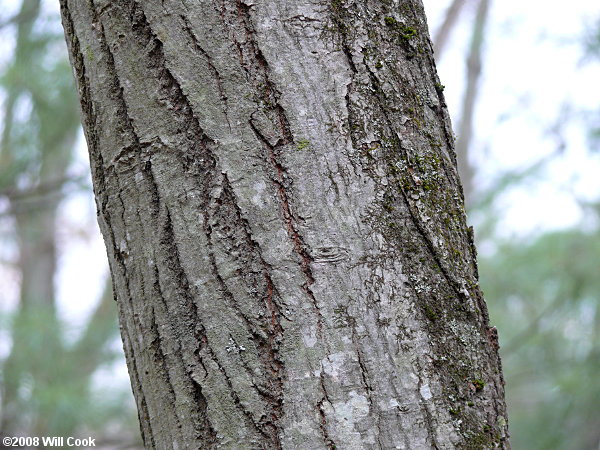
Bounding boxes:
584 16 600 59
0 5 79 191
480 228 600 449
584 18 600 148
0 0 138 442
1 299 130 437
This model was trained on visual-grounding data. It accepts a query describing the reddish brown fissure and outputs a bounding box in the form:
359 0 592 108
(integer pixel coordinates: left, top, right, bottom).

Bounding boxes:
205 174 285 446
317 371 336 450
250 121 326 336
221 2 338 441
62 0 299 446
223 0 326 338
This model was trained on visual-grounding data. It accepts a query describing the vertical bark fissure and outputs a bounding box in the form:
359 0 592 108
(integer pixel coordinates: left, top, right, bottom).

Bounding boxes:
110 169 157 440
225 1 327 341
178 12 232 132
146 300 185 430
249 122 325 334
59 3 164 445
219 173 286 442
316 371 337 450
156 203 220 443
202 192 284 447
351 326 385 450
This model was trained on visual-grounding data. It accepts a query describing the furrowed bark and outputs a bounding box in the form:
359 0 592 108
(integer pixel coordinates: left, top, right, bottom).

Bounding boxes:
60 0 509 448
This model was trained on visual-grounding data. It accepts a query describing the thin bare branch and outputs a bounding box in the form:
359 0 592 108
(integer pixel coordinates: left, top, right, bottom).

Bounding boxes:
455 0 491 206
433 0 469 58
0 173 88 200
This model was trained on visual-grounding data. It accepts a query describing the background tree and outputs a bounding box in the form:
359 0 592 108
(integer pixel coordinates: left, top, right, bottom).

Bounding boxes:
0 0 138 442
59 0 508 448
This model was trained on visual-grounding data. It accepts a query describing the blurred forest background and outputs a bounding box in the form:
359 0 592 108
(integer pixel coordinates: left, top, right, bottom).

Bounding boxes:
0 0 599 448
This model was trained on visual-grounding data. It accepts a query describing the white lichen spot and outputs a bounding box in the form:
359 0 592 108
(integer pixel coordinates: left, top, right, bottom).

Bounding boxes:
251 180 266 206
330 391 374 445
225 337 245 353
336 391 370 420
419 384 432 400
321 352 348 381
341 335 353 345
302 329 317 348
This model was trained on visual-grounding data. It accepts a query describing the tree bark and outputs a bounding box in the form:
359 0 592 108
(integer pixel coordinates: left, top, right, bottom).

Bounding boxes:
60 0 508 448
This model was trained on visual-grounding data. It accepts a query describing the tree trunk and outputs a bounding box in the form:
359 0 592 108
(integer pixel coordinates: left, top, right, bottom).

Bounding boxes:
60 0 508 448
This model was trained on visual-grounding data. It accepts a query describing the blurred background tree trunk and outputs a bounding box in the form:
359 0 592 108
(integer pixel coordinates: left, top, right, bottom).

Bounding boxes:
0 0 136 442
60 0 508 448
0 0 71 434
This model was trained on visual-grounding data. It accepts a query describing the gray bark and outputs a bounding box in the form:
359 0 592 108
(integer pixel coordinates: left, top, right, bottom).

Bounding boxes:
60 0 508 448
